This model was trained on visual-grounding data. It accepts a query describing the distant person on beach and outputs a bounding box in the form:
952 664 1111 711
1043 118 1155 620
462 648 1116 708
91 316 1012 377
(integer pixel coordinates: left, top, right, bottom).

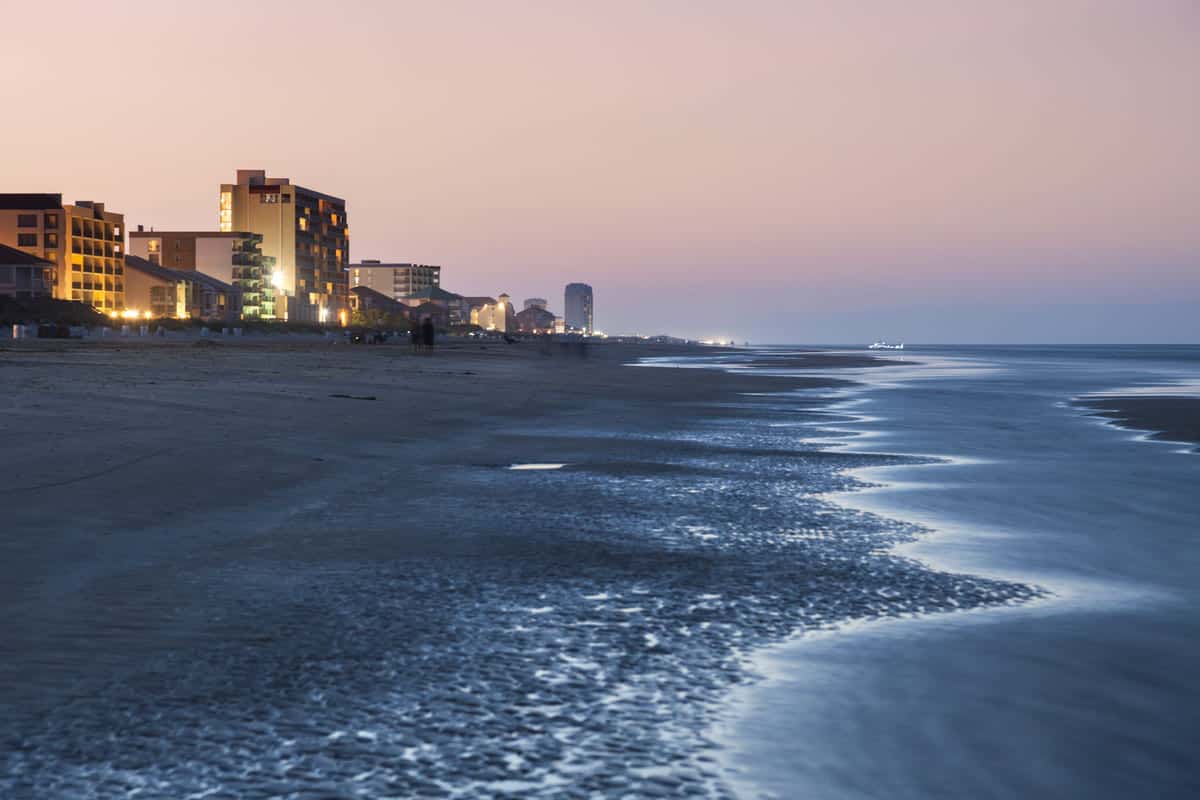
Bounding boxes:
421 318 435 353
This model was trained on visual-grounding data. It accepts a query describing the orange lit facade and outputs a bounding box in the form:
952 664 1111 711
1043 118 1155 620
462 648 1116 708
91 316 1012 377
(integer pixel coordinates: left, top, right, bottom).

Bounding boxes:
0 194 127 311
219 170 349 324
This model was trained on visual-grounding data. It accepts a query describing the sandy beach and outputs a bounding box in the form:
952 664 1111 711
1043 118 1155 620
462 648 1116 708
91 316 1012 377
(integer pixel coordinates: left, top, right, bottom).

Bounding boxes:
0 338 1042 798
1075 396 1200 452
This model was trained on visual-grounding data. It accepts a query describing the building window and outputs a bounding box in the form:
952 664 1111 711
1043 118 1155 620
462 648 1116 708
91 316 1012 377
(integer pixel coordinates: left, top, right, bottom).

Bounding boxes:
44 213 58 228
45 233 58 248
298 217 308 232
281 193 291 203
17 233 37 247
113 225 121 237
219 191 233 232
149 253 161 265
16 214 37 228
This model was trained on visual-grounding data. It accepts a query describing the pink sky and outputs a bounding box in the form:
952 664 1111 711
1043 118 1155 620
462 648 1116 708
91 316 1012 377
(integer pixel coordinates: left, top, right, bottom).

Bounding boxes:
2 0 1196 341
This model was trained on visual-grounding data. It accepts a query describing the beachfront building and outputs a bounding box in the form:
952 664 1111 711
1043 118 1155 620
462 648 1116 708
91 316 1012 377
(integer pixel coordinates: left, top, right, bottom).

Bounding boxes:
0 194 64 297
464 296 495 317
0 243 54 299
398 285 469 325
409 301 449 330
349 285 411 324
0 194 126 311
219 169 348 324
124 255 242 323
564 282 593 334
471 293 516 333
524 297 548 310
349 261 441 301
129 229 274 319
515 304 556 334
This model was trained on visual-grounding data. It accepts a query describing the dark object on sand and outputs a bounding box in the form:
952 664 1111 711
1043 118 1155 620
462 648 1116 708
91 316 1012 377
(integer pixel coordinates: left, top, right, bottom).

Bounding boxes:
420 318 435 351
36 324 72 339
330 393 377 401
1077 396 1200 452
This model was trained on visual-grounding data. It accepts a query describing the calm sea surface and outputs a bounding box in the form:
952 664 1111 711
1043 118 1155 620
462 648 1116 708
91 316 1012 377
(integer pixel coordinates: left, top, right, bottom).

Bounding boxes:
716 345 1200 799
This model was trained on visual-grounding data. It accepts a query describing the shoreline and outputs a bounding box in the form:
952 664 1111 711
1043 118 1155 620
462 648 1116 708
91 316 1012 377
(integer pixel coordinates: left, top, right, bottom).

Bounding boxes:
1 340 1040 797
1073 395 1200 453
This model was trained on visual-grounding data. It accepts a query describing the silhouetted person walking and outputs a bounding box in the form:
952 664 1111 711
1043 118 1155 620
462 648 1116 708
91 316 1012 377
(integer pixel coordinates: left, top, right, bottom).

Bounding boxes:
421 317 435 353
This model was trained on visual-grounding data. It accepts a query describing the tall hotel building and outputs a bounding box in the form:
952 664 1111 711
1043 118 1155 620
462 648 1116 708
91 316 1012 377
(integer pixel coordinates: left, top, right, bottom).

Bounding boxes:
219 170 348 323
348 260 441 301
0 193 126 311
564 282 594 334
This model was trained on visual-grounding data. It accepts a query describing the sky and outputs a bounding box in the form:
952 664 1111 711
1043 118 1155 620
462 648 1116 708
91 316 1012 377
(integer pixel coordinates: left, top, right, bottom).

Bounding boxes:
1 0 1197 342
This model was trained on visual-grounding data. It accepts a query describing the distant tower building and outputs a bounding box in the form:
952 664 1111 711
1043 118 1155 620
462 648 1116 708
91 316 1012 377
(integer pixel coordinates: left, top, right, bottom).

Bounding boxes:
219 169 348 324
564 282 593 334
523 297 548 310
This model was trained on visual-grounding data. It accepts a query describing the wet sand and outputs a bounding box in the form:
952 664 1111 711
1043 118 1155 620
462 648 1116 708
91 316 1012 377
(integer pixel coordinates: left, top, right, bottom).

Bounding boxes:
0 338 1039 798
1076 396 1200 451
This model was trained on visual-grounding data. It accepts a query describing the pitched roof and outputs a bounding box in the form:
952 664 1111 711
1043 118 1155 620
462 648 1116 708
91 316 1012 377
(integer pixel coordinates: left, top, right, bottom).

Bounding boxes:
124 254 186 283
187 270 238 294
0 193 62 210
402 285 462 301
0 243 53 266
124 255 239 294
515 305 555 321
351 285 391 299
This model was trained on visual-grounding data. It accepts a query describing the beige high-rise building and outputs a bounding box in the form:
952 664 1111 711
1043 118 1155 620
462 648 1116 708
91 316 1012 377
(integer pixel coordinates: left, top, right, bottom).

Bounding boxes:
0 194 126 311
219 169 349 324
348 261 441 301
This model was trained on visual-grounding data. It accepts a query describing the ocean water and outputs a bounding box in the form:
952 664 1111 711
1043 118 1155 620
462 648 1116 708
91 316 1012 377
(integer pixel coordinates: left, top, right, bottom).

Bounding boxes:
714 345 1200 799
2 345 1197 798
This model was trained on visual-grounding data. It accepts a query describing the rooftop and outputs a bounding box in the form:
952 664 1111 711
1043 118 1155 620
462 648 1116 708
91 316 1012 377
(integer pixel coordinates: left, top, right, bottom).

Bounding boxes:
124 254 183 283
351 261 440 269
225 169 346 205
0 193 62 210
0 243 53 266
129 230 256 239
403 286 462 301
124 255 238 293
